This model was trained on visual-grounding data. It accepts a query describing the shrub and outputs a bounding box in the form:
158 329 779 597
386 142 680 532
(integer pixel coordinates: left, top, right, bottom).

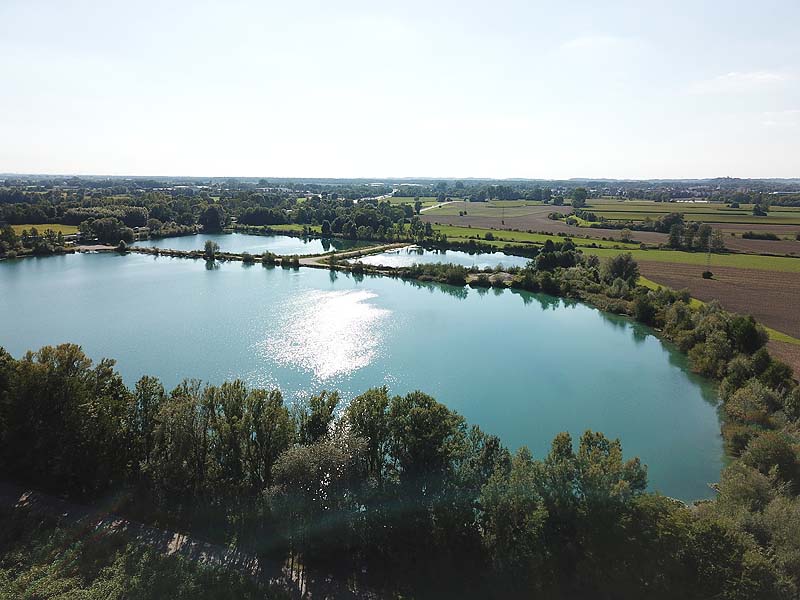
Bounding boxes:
742 431 800 485
742 231 780 241
702 271 713 279
241 252 254 264
471 273 491 288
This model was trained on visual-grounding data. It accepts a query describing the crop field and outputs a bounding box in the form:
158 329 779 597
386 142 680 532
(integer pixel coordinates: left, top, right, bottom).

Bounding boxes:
433 224 640 250
585 199 800 225
10 224 78 235
426 200 549 218
637 262 800 330
582 246 800 272
388 196 445 206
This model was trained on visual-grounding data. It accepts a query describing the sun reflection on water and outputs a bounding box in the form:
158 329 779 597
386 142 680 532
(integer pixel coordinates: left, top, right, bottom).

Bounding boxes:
258 289 390 382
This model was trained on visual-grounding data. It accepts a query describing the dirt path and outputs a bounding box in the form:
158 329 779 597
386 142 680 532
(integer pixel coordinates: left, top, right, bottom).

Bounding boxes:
420 200 459 213
0 482 273 578
0 481 380 598
300 243 408 267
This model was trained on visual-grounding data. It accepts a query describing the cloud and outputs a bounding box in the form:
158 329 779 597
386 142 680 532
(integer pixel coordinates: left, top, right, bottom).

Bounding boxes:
762 109 800 128
691 70 792 94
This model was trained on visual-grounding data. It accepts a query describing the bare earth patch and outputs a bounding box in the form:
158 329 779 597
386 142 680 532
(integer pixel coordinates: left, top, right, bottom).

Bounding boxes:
767 341 800 378
639 262 800 339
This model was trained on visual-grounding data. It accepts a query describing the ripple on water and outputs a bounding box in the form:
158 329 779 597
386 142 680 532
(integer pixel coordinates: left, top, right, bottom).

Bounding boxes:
258 289 391 383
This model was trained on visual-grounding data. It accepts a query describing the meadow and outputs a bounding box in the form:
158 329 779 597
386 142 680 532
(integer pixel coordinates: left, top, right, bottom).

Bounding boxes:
585 198 800 226
10 223 78 235
432 224 640 249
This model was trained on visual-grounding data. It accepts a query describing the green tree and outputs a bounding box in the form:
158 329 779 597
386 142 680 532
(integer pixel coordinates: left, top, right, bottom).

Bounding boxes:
199 205 226 232
297 390 340 445
668 223 683 248
600 253 640 284
571 187 589 208
204 239 220 260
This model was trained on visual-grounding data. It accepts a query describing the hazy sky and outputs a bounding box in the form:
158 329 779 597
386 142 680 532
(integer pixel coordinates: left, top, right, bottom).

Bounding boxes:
1 0 799 179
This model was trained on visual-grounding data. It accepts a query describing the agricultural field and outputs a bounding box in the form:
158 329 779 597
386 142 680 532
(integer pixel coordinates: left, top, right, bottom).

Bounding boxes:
638 261 800 374
426 200 549 218
585 198 800 226
387 196 444 207
432 224 641 250
423 200 800 256
638 270 800 376
10 223 78 235
581 246 800 272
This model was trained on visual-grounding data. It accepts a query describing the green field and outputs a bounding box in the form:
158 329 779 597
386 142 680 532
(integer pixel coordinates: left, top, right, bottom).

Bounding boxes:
426 200 548 217
582 246 800 272
10 223 78 235
585 199 800 225
388 196 443 206
433 224 640 249
252 223 322 234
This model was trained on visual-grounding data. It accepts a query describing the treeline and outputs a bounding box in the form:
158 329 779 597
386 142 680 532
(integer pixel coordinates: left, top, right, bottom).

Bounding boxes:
586 212 728 251
0 185 449 246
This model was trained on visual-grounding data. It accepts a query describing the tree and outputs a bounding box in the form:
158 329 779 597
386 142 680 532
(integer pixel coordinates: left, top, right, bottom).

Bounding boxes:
742 431 800 485
127 376 166 470
199 205 226 232
90 217 134 245
600 253 639 284
414 199 422 214
204 240 219 260
711 228 726 252
387 391 464 495
697 224 712 250
346 387 390 482
668 223 683 248
571 188 589 209
321 220 331 235
5 344 132 497
297 390 340 445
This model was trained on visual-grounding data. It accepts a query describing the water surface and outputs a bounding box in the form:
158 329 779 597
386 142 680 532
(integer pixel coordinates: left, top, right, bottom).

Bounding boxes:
134 232 365 255
0 253 723 500
355 245 532 269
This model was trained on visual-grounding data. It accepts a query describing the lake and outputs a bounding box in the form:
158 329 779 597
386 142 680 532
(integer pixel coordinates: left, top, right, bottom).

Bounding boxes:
353 245 532 269
0 253 723 500
134 232 365 255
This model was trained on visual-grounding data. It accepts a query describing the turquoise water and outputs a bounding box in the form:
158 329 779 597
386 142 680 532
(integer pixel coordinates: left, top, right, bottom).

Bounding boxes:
0 253 723 500
355 245 532 269
134 232 365 255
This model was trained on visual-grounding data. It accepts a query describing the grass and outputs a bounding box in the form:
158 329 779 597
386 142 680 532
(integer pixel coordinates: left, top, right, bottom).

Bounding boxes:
388 196 442 207
637 276 800 346
10 223 78 235
259 223 322 234
433 224 641 249
582 247 800 273
585 199 800 226
426 200 551 218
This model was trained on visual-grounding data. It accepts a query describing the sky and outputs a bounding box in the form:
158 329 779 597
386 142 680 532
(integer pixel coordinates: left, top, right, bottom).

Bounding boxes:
1 0 799 179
